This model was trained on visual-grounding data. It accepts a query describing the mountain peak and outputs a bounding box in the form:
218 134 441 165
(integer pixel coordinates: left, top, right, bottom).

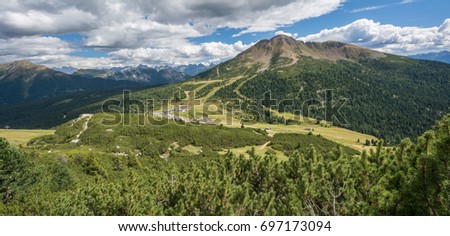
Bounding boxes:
269 34 298 44
1 60 47 71
13 59 34 66
11 60 37 67
137 64 150 70
253 34 298 49
234 36 386 72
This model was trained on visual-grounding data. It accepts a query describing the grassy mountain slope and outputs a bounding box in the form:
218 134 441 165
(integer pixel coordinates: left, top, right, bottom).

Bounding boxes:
1 36 449 144
187 35 450 143
26 113 359 159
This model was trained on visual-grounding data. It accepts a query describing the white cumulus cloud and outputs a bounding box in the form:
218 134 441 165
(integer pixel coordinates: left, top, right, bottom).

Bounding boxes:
0 36 73 61
0 0 345 67
109 41 252 66
0 8 97 37
299 18 450 55
275 31 298 38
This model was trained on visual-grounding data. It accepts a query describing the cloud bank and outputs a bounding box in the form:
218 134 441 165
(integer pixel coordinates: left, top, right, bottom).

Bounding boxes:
0 0 344 67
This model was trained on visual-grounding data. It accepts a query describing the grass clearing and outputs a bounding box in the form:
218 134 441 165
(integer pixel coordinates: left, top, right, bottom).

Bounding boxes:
245 122 377 152
193 111 377 152
182 145 203 154
219 145 288 161
0 129 55 147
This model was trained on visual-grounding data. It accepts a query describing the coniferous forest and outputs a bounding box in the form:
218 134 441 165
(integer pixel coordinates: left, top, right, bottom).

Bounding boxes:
1 114 448 216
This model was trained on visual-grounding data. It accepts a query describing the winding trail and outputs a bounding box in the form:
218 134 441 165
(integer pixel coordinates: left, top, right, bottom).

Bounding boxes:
260 141 271 150
233 76 255 100
200 76 242 100
70 114 93 143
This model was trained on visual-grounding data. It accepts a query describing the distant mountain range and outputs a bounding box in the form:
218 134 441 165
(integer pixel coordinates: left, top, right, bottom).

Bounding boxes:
53 63 215 87
171 63 215 76
73 65 189 86
0 61 200 105
52 66 78 74
0 60 143 105
409 51 450 64
53 63 214 77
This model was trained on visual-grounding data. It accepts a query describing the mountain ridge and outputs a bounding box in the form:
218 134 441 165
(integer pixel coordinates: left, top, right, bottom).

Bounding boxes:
73 65 190 85
234 35 386 71
409 50 450 64
0 60 143 105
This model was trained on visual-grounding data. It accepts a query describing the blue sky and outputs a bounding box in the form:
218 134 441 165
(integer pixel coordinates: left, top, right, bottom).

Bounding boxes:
191 0 450 44
0 0 448 68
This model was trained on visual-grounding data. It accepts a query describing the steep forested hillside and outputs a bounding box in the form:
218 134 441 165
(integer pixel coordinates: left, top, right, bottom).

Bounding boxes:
238 55 450 144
